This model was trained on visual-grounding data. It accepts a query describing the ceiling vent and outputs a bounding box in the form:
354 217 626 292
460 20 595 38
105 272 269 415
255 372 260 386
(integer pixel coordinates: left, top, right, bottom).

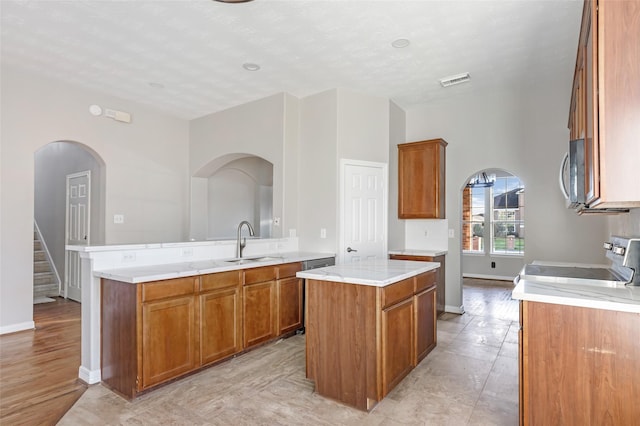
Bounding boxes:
439 72 471 87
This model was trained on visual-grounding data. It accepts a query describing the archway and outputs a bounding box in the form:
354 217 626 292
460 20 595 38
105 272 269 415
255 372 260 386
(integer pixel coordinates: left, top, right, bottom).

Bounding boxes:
460 168 525 282
34 140 106 303
190 154 273 241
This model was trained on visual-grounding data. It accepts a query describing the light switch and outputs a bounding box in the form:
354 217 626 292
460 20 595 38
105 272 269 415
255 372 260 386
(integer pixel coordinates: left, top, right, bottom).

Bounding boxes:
448 229 454 238
320 228 327 239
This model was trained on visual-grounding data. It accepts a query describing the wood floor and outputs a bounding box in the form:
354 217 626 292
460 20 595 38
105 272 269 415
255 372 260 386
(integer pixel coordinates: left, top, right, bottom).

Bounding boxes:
0 298 87 426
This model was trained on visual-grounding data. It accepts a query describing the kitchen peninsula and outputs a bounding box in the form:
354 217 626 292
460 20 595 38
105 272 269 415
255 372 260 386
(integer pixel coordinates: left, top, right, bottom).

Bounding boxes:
298 259 440 411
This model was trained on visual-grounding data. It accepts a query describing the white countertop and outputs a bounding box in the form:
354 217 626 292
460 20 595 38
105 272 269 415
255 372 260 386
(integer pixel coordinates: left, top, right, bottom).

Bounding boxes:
512 262 640 314
296 259 440 287
388 249 448 257
96 252 334 283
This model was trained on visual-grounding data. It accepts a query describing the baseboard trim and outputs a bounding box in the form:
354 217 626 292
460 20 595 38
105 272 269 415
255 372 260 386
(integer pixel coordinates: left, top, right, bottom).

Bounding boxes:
79 366 101 385
463 273 515 282
0 321 35 335
445 304 465 315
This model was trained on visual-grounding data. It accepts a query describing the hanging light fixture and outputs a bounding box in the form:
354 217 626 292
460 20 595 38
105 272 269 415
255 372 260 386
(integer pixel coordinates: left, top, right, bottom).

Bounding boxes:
467 172 496 188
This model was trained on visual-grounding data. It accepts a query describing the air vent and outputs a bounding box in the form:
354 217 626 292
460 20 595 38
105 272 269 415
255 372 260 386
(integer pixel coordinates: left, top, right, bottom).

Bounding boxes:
439 72 471 87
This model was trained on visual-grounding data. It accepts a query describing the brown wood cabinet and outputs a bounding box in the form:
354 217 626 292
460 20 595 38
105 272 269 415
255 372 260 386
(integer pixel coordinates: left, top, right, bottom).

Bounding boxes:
306 271 438 411
389 254 444 317
277 262 303 335
243 266 277 348
519 301 640 425
569 0 640 209
199 271 242 366
139 278 199 390
101 261 308 399
414 285 437 364
398 139 447 219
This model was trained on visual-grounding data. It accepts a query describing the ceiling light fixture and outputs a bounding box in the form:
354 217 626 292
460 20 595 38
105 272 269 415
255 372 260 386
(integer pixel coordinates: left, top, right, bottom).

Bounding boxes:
212 0 254 3
242 63 260 71
391 38 410 48
439 72 471 87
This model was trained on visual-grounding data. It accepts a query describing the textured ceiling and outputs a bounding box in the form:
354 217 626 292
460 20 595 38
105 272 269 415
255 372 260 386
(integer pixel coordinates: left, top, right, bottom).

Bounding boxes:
1 0 583 120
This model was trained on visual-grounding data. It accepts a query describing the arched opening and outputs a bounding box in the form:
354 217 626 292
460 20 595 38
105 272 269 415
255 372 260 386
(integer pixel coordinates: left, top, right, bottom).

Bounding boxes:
190 154 273 240
461 168 525 281
34 141 106 303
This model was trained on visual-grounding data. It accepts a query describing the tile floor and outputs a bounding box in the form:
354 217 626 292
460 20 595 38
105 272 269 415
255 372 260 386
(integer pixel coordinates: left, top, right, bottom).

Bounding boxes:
61 280 519 425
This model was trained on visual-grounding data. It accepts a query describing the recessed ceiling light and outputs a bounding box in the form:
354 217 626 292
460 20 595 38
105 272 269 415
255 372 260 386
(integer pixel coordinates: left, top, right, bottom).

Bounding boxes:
148 82 165 89
439 72 471 87
242 63 261 71
391 38 410 48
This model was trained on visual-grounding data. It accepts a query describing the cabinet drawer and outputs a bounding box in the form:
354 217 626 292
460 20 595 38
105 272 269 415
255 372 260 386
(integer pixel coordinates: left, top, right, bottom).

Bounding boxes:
415 271 437 293
278 262 303 279
244 266 276 285
142 277 197 302
382 278 415 309
201 270 241 292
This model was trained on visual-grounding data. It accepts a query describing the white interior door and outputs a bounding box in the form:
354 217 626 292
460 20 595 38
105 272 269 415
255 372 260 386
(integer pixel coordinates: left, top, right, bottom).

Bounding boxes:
65 171 90 302
340 160 387 264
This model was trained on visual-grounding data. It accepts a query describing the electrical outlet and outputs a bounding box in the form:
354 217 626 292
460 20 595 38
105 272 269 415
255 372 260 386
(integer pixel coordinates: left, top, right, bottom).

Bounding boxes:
491 261 496 269
182 248 193 257
424 230 429 237
122 252 136 262
113 214 124 224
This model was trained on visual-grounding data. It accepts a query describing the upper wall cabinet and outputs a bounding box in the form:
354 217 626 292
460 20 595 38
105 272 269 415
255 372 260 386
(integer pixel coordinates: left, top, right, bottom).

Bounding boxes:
569 0 640 209
398 139 447 219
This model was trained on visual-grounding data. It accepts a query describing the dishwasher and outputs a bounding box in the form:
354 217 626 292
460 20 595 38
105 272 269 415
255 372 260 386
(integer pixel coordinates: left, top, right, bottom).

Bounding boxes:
297 257 335 334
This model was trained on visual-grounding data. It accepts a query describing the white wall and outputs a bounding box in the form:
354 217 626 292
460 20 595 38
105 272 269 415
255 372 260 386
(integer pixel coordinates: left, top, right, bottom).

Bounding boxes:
299 88 390 254
405 81 607 311
388 101 406 251
0 65 190 333
299 90 338 252
189 93 293 239
608 209 640 239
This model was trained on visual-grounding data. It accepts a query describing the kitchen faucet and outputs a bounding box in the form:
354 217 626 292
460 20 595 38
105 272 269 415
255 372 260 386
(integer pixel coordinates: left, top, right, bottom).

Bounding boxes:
236 220 255 259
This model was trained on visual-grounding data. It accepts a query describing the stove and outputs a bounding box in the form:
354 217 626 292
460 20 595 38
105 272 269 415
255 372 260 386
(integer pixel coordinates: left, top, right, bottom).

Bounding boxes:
519 236 640 287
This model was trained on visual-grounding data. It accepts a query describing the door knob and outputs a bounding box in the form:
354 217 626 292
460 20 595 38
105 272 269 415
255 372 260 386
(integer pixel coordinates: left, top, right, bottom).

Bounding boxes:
346 247 358 253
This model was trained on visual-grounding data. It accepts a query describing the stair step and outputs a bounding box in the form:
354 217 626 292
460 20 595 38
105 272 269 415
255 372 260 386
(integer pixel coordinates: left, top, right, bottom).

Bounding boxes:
34 251 47 261
34 272 55 285
34 260 52 273
33 240 43 251
34 283 59 298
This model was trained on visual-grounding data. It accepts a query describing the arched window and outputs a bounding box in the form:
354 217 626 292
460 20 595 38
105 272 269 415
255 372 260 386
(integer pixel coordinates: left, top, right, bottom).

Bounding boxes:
462 170 525 255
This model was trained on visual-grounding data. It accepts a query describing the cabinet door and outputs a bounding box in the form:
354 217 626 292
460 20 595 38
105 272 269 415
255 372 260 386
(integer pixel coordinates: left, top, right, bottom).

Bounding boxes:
243 280 276 348
415 286 436 364
277 277 302 335
398 139 447 219
583 0 599 205
141 295 197 389
200 286 242 365
381 297 414 396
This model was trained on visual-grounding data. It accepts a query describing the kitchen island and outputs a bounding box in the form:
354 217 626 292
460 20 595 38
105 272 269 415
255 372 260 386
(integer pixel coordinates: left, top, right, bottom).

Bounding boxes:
298 259 440 411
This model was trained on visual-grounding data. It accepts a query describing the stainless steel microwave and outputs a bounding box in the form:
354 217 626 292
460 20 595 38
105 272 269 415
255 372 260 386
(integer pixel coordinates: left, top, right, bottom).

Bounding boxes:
559 138 585 208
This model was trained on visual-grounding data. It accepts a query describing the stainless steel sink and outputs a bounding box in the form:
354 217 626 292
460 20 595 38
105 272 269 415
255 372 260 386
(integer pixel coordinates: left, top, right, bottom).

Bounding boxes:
224 256 281 264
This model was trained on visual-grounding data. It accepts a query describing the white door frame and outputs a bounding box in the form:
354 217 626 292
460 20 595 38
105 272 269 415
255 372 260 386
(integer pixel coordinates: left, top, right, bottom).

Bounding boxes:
339 159 388 264
65 170 91 300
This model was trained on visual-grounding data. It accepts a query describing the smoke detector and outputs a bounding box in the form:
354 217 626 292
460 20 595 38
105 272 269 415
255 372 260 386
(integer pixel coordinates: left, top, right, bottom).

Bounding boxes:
439 72 471 87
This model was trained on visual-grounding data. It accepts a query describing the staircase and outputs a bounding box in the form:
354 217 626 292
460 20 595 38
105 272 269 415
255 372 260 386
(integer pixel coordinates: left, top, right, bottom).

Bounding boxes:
33 231 59 300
